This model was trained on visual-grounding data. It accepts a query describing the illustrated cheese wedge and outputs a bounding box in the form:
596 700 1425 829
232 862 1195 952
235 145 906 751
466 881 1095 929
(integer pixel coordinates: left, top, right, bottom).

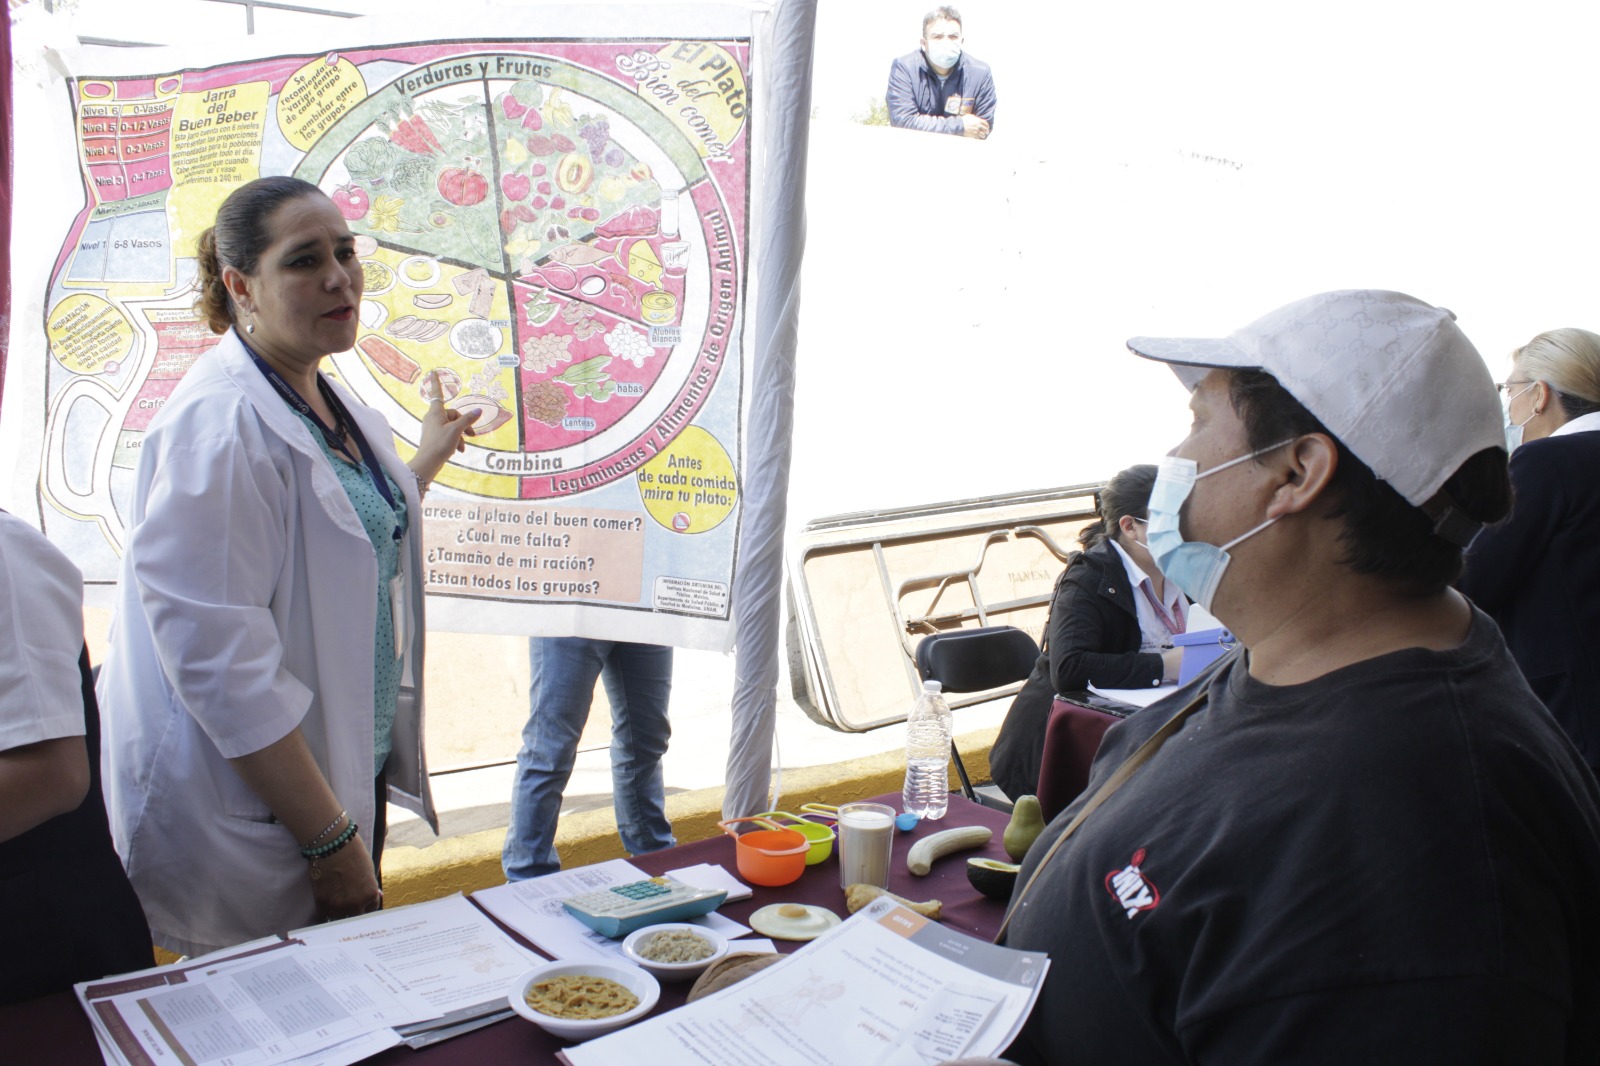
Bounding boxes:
627 240 663 285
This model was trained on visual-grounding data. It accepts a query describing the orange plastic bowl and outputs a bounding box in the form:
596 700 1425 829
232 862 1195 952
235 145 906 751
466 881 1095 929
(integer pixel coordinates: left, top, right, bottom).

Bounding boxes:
756 811 836 865
718 818 809 887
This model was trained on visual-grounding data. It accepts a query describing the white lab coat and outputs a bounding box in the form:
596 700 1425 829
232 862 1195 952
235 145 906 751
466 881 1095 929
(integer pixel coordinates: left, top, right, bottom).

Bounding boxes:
98 329 435 956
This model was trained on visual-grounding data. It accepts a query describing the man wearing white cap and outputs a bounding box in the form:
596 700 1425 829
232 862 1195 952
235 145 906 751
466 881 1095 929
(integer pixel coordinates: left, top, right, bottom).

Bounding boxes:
999 291 1600 1063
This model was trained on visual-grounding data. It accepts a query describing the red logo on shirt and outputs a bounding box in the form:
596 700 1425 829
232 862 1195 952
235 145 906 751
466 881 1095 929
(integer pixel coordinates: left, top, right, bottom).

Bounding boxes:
1105 847 1160 919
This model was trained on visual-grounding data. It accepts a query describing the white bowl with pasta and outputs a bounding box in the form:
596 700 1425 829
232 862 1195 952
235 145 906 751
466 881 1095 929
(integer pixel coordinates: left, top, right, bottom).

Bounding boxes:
620 923 730 981
508 960 661 1041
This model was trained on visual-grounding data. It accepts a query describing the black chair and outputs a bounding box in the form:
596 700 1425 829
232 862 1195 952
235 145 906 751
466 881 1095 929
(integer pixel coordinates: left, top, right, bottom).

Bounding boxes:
914 625 1041 811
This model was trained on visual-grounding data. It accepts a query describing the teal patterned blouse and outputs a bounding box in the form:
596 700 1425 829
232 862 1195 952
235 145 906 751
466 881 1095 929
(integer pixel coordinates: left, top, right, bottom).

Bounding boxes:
293 410 408 776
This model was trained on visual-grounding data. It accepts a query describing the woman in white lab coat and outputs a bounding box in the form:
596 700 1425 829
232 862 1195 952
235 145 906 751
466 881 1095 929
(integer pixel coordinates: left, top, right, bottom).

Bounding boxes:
98 176 475 956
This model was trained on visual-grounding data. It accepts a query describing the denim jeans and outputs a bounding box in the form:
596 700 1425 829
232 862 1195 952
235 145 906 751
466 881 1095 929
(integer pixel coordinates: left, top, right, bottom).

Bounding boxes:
502 638 676 880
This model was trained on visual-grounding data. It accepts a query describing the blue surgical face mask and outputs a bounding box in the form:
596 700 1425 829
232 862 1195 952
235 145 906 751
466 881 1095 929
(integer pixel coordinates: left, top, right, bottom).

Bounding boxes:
925 40 962 69
1144 440 1293 613
1502 382 1535 453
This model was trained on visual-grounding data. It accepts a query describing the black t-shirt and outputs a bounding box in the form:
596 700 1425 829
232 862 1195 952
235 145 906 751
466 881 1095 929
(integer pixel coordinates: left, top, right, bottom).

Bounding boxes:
1003 608 1600 1064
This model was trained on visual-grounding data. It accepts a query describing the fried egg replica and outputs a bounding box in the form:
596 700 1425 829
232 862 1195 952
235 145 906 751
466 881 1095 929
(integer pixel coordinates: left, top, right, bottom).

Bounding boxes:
748 903 840 941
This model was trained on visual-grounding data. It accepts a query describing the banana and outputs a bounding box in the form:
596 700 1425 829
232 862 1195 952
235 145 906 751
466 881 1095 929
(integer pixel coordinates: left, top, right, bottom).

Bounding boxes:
906 825 993 876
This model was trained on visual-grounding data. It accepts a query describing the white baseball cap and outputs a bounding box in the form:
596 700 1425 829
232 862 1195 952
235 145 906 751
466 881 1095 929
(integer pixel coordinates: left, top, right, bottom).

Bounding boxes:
1127 290 1505 543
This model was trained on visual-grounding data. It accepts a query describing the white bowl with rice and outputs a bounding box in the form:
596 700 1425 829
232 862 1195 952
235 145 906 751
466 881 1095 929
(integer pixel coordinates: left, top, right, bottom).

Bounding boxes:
508 960 660 1041
620 923 730 982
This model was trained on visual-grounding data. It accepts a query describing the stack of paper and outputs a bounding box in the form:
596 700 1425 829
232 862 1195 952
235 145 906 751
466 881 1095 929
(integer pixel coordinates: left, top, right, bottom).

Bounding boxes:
75 895 542 1065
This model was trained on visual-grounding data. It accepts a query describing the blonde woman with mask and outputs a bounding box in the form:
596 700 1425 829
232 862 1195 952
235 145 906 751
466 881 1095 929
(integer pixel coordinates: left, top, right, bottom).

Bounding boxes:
1460 327 1600 780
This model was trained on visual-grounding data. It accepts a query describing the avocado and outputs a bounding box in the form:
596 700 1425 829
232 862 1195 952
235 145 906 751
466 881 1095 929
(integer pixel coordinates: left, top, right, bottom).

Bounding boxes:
966 857 1022 901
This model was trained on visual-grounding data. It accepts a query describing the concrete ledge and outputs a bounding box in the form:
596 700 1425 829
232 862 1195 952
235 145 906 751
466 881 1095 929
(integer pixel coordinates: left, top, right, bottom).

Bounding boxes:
382 726 1000 907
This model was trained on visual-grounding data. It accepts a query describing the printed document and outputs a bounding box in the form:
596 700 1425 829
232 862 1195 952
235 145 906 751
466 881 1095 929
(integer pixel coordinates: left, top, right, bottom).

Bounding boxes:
558 897 1048 1066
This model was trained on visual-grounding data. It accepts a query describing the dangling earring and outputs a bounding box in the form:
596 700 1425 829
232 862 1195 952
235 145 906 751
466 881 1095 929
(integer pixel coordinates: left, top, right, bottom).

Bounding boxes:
245 315 256 335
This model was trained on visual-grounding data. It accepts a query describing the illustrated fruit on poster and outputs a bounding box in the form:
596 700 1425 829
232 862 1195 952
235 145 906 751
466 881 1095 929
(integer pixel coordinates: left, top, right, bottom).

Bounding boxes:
556 154 593 194
331 184 370 220
501 173 530 201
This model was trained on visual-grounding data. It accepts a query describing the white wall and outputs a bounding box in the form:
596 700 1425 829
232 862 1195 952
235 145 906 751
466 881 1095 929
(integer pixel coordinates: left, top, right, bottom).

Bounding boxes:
786 0 1600 526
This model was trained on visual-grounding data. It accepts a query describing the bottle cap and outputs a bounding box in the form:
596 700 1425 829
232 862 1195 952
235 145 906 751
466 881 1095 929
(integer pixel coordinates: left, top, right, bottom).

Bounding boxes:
922 680 942 694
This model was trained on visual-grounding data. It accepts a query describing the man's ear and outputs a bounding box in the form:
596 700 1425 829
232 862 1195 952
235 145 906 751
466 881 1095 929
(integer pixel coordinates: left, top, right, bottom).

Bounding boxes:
1267 433 1337 519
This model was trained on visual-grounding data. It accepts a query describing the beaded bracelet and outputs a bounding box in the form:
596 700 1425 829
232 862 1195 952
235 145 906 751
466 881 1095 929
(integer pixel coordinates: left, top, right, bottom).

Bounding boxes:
302 810 348 850
301 818 359 861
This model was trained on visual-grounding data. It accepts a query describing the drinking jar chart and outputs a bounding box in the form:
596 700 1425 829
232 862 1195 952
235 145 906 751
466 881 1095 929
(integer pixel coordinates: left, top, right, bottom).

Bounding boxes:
19 13 763 643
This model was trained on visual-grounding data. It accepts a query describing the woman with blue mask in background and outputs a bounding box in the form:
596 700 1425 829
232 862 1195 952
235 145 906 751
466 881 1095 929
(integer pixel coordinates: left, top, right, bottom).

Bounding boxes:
989 464 1188 801
1459 327 1600 782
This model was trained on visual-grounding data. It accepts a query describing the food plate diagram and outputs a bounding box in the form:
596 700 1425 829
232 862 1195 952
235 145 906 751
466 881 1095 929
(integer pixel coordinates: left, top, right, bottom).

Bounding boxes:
21 24 758 628
298 49 742 503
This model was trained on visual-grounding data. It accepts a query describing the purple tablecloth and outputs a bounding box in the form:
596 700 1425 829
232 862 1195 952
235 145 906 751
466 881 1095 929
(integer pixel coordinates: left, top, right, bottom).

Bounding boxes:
0 794 1013 1065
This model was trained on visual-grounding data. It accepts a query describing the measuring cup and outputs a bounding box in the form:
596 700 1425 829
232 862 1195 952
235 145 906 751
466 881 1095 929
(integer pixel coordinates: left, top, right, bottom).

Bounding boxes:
717 817 809 887
755 811 836 865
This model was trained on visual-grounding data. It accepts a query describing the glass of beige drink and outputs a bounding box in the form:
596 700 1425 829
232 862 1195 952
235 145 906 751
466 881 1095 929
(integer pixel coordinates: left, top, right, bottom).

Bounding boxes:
837 802 896 889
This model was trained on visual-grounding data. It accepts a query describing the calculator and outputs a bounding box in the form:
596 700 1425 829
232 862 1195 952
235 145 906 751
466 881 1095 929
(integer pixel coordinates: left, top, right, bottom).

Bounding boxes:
561 877 728 938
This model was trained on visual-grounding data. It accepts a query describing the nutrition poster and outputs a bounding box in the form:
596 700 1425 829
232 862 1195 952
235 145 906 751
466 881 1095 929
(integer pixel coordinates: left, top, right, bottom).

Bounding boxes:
6 5 783 647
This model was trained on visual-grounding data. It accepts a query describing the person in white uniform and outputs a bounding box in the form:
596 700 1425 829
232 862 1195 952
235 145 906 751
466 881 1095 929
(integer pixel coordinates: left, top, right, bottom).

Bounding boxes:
0 511 150 1000
98 176 476 956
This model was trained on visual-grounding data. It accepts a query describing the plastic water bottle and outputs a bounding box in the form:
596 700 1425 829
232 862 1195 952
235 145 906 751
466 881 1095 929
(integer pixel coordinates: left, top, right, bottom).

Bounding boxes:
903 680 953 820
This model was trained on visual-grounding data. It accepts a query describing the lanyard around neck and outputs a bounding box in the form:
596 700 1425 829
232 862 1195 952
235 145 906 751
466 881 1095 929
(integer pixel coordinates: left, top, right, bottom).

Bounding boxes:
246 345 402 536
1138 582 1186 635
